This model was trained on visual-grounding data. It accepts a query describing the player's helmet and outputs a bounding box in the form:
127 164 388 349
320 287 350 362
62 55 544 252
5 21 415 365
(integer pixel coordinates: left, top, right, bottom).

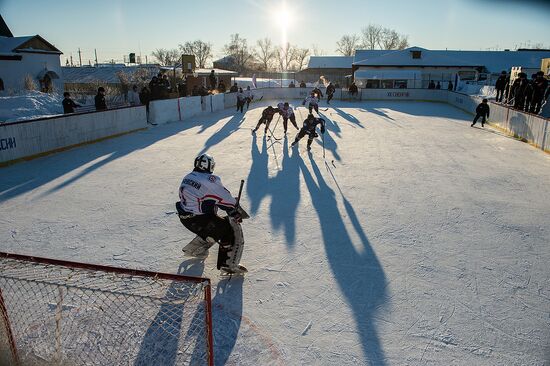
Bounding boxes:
194 154 215 173
283 102 289 108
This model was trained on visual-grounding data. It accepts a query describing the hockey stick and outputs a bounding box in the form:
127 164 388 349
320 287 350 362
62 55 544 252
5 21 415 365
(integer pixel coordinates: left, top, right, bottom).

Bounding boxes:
235 179 244 206
267 114 283 141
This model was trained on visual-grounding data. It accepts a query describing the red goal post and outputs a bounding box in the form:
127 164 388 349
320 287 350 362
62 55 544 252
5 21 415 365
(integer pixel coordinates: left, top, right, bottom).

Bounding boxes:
0 251 214 366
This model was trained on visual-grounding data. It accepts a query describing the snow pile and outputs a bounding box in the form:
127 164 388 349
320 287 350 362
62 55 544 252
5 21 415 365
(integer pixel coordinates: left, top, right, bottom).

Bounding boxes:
0 91 65 123
456 83 496 99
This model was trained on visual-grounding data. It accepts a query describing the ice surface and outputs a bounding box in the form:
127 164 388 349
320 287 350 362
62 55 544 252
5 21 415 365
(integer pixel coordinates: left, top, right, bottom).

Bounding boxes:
1 100 549 365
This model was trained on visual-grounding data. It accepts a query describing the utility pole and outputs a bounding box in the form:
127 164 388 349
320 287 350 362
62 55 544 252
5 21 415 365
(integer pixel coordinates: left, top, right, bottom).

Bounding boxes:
94 49 98 67
145 55 148 65
70 55 73 66
78 48 82 67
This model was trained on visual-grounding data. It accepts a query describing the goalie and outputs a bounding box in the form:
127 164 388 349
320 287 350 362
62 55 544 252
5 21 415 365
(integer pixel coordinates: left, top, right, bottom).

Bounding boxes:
176 154 247 274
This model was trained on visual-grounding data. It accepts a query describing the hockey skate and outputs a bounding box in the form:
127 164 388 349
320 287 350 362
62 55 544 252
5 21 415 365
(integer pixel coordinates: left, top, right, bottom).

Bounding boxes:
220 264 248 275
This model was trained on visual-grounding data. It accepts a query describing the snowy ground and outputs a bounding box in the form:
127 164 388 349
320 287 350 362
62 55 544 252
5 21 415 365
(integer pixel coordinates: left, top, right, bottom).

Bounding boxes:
1 100 549 365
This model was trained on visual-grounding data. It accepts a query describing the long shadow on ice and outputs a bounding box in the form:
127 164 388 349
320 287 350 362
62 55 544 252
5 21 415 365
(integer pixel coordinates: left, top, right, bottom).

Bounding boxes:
135 260 207 366
299 154 388 365
211 277 244 366
246 134 300 247
198 114 245 155
0 114 223 203
331 107 364 129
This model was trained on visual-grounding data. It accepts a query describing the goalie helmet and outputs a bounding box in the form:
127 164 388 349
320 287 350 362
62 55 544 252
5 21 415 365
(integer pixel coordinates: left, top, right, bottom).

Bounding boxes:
194 153 215 173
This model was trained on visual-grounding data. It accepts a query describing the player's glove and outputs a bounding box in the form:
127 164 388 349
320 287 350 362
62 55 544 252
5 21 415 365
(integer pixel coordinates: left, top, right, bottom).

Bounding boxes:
228 208 243 223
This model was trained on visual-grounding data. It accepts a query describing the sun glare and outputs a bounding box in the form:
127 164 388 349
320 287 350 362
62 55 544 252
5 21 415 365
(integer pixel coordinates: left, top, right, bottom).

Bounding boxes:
272 1 293 46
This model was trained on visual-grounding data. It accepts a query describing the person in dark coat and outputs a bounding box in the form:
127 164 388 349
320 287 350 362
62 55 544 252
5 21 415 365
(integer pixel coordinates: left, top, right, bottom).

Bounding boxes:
95 87 107 111
510 73 530 110
326 82 336 104
209 70 217 91
348 82 358 98
217 80 226 93
289 81 296 88
447 81 453 91
149 76 160 100
62 92 81 114
530 71 549 114
139 86 151 114
435 81 441 89
495 71 508 103
471 99 490 127
178 79 188 97
229 82 238 93
428 80 436 89
299 80 307 88
523 74 537 112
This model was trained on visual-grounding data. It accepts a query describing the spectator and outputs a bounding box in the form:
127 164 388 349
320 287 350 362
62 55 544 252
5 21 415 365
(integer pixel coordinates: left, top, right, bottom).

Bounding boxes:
299 80 306 88
209 70 217 90
495 71 508 103
428 80 436 89
435 81 441 89
289 81 296 88
149 76 160 100
447 81 454 91
95 87 107 111
348 82 358 98
128 85 140 106
198 85 210 97
191 85 200 96
510 72 530 110
161 74 171 99
177 78 187 97
530 71 549 114
139 86 151 114
471 98 490 128
62 92 81 114
218 80 226 93
236 87 245 113
229 82 238 93
524 74 537 112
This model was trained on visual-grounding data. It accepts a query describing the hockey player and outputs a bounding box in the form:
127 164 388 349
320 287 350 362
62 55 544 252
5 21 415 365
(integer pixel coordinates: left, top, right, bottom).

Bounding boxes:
244 86 254 110
291 113 326 151
252 105 280 133
471 99 490 128
312 86 324 100
326 82 336 105
176 154 247 274
236 87 246 113
277 102 300 133
302 91 320 114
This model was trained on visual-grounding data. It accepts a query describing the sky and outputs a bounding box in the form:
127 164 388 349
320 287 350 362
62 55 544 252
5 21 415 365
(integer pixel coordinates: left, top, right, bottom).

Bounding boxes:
1 0 549 65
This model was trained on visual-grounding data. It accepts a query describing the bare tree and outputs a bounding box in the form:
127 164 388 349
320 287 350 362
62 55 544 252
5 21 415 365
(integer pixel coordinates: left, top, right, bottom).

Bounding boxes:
151 48 180 66
293 47 310 71
223 33 255 73
178 40 213 68
312 44 325 56
361 24 383 50
274 42 296 71
255 38 276 71
336 34 360 56
397 36 409 50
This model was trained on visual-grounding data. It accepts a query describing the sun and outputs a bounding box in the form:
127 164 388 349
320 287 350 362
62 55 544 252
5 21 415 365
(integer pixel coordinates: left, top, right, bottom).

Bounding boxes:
272 1 294 45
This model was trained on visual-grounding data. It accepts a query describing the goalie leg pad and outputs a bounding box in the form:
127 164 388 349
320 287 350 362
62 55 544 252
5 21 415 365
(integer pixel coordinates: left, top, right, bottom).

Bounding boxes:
216 217 244 270
182 235 216 258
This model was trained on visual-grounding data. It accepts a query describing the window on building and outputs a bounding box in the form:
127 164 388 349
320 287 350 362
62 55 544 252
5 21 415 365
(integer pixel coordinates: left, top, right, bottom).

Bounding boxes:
394 80 408 89
365 80 380 89
381 80 394 89
0 78 4 91
411 51 422 59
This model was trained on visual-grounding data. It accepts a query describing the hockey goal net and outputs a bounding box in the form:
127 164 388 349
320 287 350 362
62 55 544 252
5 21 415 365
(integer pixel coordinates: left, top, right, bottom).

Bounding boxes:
0 252 214 366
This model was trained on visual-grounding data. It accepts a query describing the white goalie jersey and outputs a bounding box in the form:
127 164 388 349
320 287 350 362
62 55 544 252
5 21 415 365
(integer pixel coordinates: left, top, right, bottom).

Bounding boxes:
179 171 236 215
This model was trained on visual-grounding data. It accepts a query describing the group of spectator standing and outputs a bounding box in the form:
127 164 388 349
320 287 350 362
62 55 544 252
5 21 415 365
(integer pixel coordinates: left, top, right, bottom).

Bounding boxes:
495 70 549 114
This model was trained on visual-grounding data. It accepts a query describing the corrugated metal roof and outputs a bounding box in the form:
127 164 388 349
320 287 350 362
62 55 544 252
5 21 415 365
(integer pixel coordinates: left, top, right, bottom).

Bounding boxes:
306 56 353 69
353 50 394 64
353 47 550 73
354 47 481 67
62 66 159 84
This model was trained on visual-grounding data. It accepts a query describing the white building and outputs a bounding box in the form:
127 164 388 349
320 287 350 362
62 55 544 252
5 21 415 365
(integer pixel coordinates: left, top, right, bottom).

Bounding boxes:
352 47 550 89
0 30 63 93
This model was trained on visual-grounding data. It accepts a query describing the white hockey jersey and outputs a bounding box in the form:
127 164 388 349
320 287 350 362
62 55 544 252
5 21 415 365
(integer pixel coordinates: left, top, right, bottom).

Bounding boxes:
236 91 245 101
179 171 236 215
244 90 253 99
277 102 295 118
303 96 318 106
